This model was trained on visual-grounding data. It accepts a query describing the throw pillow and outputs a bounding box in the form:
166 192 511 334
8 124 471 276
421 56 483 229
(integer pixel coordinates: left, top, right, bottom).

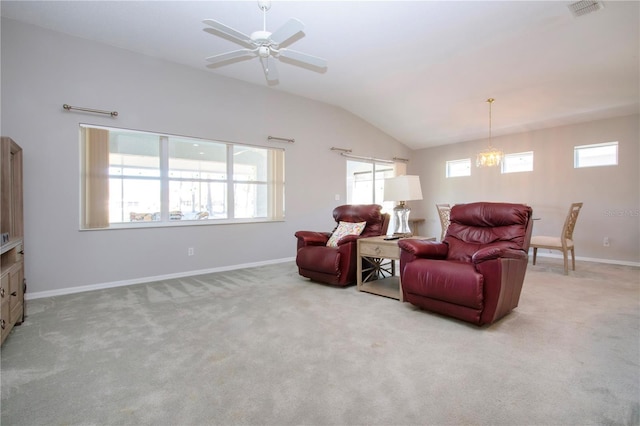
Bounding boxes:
326 221 367 247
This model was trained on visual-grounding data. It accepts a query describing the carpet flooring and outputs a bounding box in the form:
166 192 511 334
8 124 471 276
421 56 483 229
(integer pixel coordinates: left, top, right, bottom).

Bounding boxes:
1 259 638 425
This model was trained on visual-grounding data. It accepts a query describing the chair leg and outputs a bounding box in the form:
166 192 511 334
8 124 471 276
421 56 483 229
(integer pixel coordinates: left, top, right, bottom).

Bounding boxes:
563 250 569 275
571 247 576 271
533 247 537 265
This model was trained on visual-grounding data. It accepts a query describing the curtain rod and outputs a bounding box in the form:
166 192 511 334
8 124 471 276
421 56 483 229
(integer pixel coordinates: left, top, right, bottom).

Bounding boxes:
268 136 295 143
63 104 118 117
341 152 394 164
330 147 408 163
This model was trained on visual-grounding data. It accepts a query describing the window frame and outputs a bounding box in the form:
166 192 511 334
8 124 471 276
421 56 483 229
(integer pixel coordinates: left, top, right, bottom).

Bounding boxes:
346 159 399 214
501 151 534 174
446 158 471 178
80 125 285 230
574 141 618 168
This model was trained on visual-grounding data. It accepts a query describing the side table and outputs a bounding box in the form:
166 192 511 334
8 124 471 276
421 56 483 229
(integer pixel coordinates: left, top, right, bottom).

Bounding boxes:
356 235 435 301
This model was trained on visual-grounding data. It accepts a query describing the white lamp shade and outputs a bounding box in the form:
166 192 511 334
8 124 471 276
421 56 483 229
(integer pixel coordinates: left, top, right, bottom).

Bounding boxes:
383 175 423 202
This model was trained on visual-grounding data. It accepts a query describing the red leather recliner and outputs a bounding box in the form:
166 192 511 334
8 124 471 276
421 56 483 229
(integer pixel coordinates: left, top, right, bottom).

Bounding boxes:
295 204 390 286
399 202 533 325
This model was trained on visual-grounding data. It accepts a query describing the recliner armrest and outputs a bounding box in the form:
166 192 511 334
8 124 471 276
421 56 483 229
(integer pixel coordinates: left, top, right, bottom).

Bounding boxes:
295 231 331 246
398 239 448 259
336 234 363 246
472 246 527 264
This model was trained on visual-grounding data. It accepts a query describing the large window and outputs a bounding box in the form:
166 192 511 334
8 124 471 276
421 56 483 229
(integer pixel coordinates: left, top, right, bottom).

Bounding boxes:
80 125 285 229
574 142 618 168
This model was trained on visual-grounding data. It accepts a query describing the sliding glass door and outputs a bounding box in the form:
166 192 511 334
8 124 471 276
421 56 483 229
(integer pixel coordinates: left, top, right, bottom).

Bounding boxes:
346 160 399 212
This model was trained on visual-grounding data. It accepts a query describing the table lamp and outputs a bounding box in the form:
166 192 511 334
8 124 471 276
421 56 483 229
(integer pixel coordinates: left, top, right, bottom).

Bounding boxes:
383 175 423 236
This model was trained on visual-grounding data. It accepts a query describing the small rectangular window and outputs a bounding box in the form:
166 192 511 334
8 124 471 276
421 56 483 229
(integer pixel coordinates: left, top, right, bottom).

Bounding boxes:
446 159 471 178
502 151 533 174
574 142 618 168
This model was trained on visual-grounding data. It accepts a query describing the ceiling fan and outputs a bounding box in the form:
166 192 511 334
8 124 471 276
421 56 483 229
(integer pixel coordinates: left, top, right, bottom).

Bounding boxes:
203 0 327 83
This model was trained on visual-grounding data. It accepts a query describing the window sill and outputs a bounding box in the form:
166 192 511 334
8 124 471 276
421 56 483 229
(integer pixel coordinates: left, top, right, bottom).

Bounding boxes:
80 217 285 231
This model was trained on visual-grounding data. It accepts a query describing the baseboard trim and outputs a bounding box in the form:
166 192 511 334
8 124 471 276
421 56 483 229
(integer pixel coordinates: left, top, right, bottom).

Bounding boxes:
529 251 640 267
25 253 638 300
26 257 297 300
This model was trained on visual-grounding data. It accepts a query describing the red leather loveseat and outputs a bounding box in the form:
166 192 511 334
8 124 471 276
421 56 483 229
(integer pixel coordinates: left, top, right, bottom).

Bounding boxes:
399 202 533 325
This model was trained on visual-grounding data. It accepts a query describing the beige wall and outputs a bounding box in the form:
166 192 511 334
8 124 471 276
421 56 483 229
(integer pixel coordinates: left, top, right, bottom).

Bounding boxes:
408 114 640 263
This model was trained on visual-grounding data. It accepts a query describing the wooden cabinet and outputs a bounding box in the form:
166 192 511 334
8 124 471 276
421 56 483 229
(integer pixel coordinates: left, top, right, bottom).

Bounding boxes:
1 137 25 345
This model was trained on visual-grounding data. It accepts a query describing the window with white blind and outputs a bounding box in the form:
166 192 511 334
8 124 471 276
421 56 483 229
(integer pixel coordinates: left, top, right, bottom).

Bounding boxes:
80 125 285 229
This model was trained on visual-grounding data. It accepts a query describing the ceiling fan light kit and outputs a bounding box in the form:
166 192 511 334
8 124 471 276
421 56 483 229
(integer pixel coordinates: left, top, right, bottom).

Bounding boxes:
203 0 327 83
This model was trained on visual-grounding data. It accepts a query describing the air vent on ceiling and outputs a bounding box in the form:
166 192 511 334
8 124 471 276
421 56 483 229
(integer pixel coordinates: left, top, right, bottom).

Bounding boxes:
568 0 605 17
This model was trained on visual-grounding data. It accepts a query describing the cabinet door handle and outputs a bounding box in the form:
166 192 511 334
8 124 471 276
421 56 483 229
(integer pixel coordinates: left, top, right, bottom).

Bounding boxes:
0 319 5 330
0 288 4 297
10 291 17 297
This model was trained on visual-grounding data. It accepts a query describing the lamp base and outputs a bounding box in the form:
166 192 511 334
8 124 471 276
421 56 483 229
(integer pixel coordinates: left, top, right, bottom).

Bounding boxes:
392 203 412 237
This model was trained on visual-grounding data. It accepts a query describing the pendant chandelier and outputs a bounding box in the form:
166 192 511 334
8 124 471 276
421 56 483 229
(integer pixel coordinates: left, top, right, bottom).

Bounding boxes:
476 98 504 167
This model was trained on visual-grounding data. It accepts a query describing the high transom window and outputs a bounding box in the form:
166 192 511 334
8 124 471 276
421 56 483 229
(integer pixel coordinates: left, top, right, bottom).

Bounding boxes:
502 151 534 173
574 142 618 168
446 159 471 178
80 125 285 229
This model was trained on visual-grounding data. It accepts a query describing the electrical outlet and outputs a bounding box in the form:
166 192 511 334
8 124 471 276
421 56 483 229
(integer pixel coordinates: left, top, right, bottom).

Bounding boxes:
188 247 194 256
603 237 610 247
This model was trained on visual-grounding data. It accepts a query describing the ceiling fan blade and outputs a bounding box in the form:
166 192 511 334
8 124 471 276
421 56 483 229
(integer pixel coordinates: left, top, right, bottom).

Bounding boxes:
203 19 253 47
269 18 304 45
206 49 255 65
260 57 279 82
278 49 327 69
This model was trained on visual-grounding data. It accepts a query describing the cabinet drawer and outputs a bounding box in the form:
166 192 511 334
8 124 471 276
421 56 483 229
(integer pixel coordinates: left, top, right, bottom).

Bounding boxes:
1 262 24 328
9 264 23 324
1 299 10 344
1 282 10 344
359 242 399 259
0 273 8 301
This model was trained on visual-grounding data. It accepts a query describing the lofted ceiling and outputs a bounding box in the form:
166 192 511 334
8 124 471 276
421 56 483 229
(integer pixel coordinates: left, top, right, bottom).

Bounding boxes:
1 1 638 150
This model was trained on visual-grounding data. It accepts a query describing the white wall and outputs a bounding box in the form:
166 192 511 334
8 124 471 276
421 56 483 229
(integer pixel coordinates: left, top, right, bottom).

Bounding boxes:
0 19 411 295
407 114 640 264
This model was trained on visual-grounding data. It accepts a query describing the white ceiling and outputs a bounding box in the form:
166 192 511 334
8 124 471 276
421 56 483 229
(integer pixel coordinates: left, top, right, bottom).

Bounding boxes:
1 1 638 150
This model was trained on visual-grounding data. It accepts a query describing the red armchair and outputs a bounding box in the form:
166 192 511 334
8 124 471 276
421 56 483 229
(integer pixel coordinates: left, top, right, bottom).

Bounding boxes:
295 204 390 286
399 202 533 326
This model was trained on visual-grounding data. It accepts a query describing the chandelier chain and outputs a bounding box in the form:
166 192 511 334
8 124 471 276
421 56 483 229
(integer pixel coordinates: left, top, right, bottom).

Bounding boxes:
487 98 494 145
476 97 503 168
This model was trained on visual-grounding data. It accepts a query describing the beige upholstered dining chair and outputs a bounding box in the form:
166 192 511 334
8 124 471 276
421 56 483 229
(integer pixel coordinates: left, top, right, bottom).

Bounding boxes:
531 202 583 275
435 203 451 241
